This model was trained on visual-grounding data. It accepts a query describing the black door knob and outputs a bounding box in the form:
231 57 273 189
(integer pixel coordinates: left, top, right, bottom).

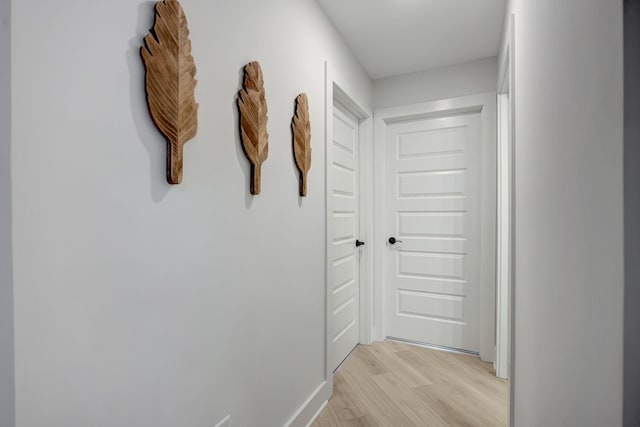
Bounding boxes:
388 237 403 245
356 240 365 247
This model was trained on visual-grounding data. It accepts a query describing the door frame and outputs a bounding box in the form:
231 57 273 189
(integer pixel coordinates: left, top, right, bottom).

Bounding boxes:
496 13 515 381
497 13 516 426
495 90 511 379
373 93 497 362
324 62 373 390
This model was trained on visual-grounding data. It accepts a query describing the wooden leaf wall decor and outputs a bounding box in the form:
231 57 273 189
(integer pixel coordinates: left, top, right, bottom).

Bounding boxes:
237 61 269 195
141 0 198 185
292 93 311 197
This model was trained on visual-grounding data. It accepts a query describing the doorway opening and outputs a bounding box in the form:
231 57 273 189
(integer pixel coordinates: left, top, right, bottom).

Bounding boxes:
324 63 373 382
373 93 497 363
319 16 516 427
326 69 512 425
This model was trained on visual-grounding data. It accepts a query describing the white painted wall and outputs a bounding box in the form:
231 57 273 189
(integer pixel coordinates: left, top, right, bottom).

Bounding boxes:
624 1 640 425
0 0 14 426
9 1 370 426
372 57 498 109
501 1 624 426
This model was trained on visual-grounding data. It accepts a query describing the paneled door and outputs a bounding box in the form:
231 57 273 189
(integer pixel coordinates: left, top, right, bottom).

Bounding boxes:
385 113 481 353
329 105 361 372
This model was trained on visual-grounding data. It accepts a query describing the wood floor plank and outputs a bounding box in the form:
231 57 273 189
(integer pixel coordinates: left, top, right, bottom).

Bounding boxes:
407 346 509 411
313 402 343 427
386 339 413 352
364 345 431 389
330 372 371 421
394 349 446 384
341 415 380 427
346 345 390 376
340 367 419 426
412 379 508 427
370 372 450 426
411 384 479 427
312 340 508 427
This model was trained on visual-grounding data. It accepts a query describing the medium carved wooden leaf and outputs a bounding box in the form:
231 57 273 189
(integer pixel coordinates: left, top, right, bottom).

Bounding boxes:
292 93 311 196
237 61 269 195
141 0 198 185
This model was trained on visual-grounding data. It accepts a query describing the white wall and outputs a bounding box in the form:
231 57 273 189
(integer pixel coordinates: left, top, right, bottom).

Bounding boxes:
0 0 14 426
10 1 370 426
624 1 640 425
502 1 624 426
372 57 498 109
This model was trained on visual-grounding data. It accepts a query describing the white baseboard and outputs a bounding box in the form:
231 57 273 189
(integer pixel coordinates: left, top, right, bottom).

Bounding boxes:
305 400 328 427
213 415 230 427
284 380 332 427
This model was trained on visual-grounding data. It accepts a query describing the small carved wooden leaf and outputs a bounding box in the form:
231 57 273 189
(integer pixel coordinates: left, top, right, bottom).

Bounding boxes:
292 93 311 196
141 0 198 185
237 61 269 195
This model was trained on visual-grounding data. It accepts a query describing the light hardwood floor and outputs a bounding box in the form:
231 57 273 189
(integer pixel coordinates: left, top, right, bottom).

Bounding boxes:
312 340 508 427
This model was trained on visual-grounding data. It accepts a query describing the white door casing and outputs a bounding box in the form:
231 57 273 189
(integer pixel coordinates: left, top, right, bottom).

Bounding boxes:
496 91 511 378
373 93 496 362
496 14 516 384
385 113 482 353
329 105 361 372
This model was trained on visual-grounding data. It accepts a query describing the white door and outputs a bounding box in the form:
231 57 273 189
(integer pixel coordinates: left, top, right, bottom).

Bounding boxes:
329 105 361 372
385 113 481 353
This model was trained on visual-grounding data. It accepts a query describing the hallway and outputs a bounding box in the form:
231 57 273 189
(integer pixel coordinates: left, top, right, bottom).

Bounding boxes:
0 1 630 426
313 341 508 427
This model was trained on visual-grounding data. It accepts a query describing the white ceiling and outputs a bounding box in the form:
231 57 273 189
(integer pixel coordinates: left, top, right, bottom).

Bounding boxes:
316 0 507 80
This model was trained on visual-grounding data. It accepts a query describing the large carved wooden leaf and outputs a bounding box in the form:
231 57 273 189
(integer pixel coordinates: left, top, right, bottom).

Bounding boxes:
237 61 269 195
292 93 311 196
141 0 198 185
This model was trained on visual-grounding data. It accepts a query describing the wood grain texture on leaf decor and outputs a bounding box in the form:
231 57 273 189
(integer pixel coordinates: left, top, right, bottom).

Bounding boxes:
237 61 269 195
141 0 198 185
292 93 311 197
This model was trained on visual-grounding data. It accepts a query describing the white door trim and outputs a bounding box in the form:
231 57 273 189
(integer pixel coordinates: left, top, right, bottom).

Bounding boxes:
497 13 516 426
496 16 515 379
495 91 510 379
373 93 497 362
324 62 373 389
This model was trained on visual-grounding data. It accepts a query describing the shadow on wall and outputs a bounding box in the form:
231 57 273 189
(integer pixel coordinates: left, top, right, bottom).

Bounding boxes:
290 96 307 208
125 5 310 209
233 65 308 209
624 1 640 426
127 1 172 203
0 0 14 425
234 66 255 209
